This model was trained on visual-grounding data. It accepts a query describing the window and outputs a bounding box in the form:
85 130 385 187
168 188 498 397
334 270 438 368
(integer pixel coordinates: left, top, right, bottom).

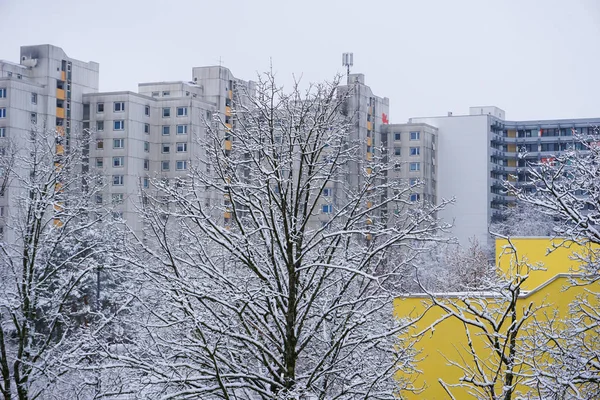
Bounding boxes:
31 93 37 104
113 138 124 149
143 177 149 188
162 143 170 153
394 147 401 156
394 163 401 171
0 88 5 98
113 156 124 167
410 131 420 140
394 132 401 141
97 103 104 113
162 125 170 135
114 120 124 130
409 178 418 186
96 140 104 150
409 162 420 171
144 141 150 152
322 204 332 214
410 147 420 156
162 91 170 97
176 160 187 170
162 107 170 117
176 124 187 135
97 121 104 131
145 105 150 116
144 123 150 134
323 188 332 197
0 206 4 216
161 160 170 171
410 193 421 202
95 194 103 204
176 142 187 152
112 211 123 220
143 159 149 170
176 107 188 117
30 113 37 124
0 108 6 118
114 102 125 112
96 158 103 168
0 128 5 138
151 91 159 97
112 193 124 204
112 175 124 185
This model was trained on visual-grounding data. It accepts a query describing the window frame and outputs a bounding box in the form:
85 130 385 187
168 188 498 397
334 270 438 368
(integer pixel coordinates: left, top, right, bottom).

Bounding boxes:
176 160 187 171
176 142 188 152
0 108 6 119
0 88 6 98
113 102 125 112
113 120 125 131
162 107 171 118
176 124 188 135
31 93 37 104
176 107 188 117
409 146 420 156
162 143 171 154
162 125 170 135
161 160 170 171
112 156 125 168
112 175 124 186
410 131 420 141
409 162 420 171
113 138 125 149
97 120 104 131
97 103 104 113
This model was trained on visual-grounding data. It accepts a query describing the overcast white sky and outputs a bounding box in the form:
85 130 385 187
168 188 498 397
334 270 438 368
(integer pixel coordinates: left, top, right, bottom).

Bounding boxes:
1 0 599 122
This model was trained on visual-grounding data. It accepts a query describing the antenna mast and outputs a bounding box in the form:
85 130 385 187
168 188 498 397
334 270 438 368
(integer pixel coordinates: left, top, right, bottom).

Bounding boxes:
342 52 353 84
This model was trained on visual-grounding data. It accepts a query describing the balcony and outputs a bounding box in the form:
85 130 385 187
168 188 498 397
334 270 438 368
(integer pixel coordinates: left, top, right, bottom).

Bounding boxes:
228 90 233 100
55 144 64 155
225 106 231 116
367 137 372 146
56 88 65 100
225 122 232 130
56 107 65 119
224 140 232 151
56 126 65 136
366 152 372 161
367 121 373 131
60 71 66 81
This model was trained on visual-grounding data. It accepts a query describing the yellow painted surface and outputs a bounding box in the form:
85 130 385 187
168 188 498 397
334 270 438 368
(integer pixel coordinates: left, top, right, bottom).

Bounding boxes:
60 71 66 81
507 159 516 167
367 136 372 146
366 152 372 161
394 238 599 399
224 211 231 219
507 144 516 152
367 121 373 131
55 144 64 155
225 123 232 130
366 167 372 175
56 126 65 136
507 129 516 137
225 106 232 116
228 90 233 100
56 88 65 100
368 106 373 115
56 107 65 119
224 140 232 151
366 201 373 209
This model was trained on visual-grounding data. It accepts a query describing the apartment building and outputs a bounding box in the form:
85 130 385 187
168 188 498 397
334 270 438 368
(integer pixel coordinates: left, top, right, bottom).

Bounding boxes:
411 106 600 246
383 123 438 206
0 45 99 242
1 44 440 242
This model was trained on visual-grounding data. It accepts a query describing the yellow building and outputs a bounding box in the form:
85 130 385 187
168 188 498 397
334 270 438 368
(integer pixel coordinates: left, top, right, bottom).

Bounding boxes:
394 237 599 399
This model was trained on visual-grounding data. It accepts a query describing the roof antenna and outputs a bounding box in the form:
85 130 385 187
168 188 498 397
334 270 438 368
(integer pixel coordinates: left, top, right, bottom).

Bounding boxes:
342 53 353 84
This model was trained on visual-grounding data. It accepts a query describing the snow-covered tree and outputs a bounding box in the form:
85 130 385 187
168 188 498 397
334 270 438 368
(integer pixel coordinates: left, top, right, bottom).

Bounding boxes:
412 238 547 400
504 132 600 398
0 126 125 399
101 72 451 399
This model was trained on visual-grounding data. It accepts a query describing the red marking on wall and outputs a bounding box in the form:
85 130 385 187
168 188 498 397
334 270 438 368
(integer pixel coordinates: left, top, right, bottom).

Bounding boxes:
382 113 389 124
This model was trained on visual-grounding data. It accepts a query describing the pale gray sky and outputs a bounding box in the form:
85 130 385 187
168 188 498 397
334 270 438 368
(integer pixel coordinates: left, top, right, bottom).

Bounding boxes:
1 0 599 122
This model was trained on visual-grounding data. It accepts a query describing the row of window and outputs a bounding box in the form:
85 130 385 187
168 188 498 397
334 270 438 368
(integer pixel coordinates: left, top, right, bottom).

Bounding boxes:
95 120 188 135
393 147 421 156
393 131 421 141
394 162 421 171
0 89 38 104
95 102 187 118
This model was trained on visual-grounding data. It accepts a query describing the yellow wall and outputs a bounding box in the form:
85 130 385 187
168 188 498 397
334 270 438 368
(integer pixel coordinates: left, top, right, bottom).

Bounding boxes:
394 238 598 399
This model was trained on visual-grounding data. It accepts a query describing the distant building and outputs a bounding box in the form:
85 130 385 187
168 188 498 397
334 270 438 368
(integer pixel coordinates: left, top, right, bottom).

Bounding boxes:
411 107 600 246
